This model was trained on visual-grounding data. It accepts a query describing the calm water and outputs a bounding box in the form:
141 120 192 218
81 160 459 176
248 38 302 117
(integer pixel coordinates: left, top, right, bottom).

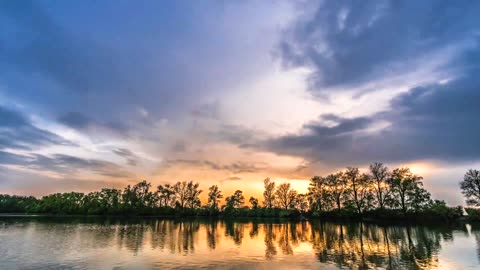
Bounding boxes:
0 217 479 270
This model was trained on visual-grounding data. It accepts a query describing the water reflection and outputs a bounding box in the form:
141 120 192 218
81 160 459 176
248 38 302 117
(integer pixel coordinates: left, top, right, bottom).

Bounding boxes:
0 217 479 269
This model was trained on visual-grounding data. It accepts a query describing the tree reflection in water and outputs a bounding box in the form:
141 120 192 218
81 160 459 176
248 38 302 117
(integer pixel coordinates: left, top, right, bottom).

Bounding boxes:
225 220 244 245
5 217 473 269
264 223 277 259
148 220 464 269
469 223 480 263
206 219 219 250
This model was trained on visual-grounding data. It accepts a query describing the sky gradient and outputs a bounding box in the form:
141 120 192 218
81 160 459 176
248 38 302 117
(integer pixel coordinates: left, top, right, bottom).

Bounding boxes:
1 0 480 205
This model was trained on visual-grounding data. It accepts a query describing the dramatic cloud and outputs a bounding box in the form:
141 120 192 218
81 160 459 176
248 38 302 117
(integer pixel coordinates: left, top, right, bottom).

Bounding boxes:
265 0 480 166
280 0 479 91
265 72 480 165
0 105 71 150
113 148 138 166
0 151 133 179
1 0 480 205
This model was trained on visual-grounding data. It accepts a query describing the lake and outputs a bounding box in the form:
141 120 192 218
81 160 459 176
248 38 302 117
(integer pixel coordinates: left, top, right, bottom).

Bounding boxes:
0 217 479 269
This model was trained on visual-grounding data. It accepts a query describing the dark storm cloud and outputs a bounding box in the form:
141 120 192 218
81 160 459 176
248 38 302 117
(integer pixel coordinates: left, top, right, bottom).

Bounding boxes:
260 0 480 166
0 106 71 150
280 0 480 91
264 69 480 165
0 1 183 130
0 1 126 95
0 0 270 130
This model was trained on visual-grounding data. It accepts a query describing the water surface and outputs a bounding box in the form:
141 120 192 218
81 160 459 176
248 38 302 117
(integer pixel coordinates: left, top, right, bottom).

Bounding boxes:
1 217 479 269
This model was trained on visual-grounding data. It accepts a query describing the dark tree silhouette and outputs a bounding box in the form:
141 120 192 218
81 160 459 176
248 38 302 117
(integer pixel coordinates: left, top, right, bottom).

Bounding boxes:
275 183 297 210
0 162 464 222
225 190 245 209
370 162 390 209
173 181 202 209
157 184 175 207
460 169 480 206
388 168 431 214
326 172 348 210
207 185 223 211
263 178 276 208
344 167 374 214
308 176 332 212
249 196 259 208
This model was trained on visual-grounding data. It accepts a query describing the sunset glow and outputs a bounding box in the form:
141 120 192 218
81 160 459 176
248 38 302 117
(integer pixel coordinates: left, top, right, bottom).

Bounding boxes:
1 1 480 207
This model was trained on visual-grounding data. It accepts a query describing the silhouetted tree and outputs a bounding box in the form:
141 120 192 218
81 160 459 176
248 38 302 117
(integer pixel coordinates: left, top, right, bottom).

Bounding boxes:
173 181 202 209
185 181 202 208
226 190 245 209
275 183 297 209
0 164 462 221
308 176 332 212
263 178 276 208
157 184 175 207
249 196 259 208
173 181 188 208
388 168 431 214
460 169 480 206
345 167 374 214
207 185 223 211
370 162 390 209
294 193 309 212
326 172 349 210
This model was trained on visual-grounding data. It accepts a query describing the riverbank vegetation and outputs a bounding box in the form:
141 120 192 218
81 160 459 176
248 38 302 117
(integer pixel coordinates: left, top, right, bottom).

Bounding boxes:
1 162 477 222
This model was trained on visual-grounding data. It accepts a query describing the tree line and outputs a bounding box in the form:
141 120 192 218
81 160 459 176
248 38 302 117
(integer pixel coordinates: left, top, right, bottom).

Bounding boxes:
2 162 478 221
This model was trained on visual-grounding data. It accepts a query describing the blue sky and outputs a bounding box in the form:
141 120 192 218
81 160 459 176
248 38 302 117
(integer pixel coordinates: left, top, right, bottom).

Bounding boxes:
1 0 480 205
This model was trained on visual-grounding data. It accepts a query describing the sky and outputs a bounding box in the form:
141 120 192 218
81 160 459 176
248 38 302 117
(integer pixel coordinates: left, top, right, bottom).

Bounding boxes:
1 0 480 205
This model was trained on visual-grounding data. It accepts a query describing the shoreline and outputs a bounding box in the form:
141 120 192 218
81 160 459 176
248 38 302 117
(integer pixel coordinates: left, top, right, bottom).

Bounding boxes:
0 213 476 225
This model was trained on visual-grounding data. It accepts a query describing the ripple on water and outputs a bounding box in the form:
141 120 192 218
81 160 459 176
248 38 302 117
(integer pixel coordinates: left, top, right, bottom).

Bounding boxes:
0 217 479 269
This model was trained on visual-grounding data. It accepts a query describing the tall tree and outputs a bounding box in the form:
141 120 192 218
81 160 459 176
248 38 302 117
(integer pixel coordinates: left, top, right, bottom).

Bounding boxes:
307 176 332 212
173 181 189 208
132 180 156 208
263 178 276 208
157 184 175 207
460 169 480 206
356 173 375 213
388 168 430 214
121 180 155 210
345 168 374 214
185 181 202 209
345 167 361 213
207 185 223 210
370 162 390 209
275 183 297 209
226 190 245 209
326 172 349 210
172 181 202 209
294 193 309 212
99 188 121 211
